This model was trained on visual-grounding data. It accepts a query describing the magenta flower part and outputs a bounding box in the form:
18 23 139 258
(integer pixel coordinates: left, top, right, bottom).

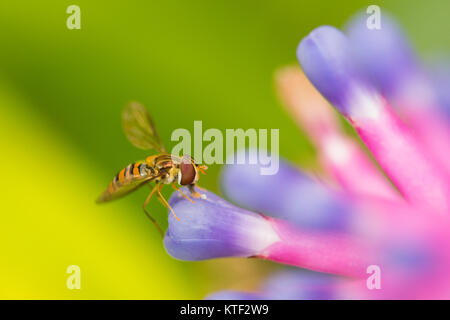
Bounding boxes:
346 12 450 175
298 25 450 214
164 12 450 299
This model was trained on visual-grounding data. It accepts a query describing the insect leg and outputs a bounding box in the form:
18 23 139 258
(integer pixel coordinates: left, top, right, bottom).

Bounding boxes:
143 183 164 238
157 184 180 221
188 184 207 199
172 183 195 203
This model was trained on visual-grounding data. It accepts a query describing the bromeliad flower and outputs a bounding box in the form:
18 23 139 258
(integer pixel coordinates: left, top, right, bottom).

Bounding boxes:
164 12 450 299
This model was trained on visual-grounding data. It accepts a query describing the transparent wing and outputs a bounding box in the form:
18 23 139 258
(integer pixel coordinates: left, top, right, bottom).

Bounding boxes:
122 101 166 152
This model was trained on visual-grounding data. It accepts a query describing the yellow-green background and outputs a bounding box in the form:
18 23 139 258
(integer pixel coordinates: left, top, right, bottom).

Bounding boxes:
0 0 448 299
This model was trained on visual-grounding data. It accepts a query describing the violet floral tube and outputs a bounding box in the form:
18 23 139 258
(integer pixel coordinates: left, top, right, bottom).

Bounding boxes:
297 26 450 215
163 190 279 261
164 187 372 277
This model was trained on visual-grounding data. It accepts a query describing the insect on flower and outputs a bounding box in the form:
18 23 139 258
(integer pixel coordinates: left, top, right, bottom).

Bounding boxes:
97 101 208 236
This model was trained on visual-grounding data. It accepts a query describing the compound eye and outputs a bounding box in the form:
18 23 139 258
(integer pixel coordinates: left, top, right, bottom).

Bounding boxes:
179 157 196 185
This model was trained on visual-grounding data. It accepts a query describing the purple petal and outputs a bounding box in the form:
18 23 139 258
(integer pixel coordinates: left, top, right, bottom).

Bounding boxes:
220 154 353 231
297 26 370 115
164 189 279 261
346 12 419 98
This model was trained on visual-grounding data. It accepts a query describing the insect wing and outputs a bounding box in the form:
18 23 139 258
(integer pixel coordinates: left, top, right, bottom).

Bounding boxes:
122 101 166 152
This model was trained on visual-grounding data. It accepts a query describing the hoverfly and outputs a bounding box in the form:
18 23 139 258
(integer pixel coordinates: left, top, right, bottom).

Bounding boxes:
97 101 208 237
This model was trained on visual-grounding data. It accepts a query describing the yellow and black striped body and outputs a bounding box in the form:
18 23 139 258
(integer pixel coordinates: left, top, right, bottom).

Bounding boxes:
96 161 157 203
97 153 200 204
111 162 155 191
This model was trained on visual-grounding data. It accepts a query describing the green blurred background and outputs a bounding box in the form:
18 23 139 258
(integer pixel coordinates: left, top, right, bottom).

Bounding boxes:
0 0 448 299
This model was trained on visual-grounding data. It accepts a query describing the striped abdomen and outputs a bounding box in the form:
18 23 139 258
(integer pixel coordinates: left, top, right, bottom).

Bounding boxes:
97 162 156 203
111 162 150 189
